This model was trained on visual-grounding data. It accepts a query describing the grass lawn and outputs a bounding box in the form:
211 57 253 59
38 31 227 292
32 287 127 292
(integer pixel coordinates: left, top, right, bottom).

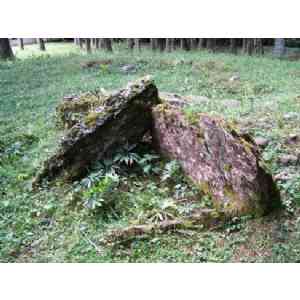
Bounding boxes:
1 42 300 262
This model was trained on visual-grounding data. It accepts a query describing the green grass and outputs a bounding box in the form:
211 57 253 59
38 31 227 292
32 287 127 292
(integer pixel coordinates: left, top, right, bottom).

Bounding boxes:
1 42 300 262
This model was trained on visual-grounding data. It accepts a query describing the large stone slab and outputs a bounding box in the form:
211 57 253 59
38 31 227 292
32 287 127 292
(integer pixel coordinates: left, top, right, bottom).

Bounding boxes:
152 103 281 216
34 76 160 184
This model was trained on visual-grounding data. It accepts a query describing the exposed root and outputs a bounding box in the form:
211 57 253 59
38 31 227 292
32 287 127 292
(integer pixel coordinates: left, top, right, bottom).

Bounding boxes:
102 209 226 245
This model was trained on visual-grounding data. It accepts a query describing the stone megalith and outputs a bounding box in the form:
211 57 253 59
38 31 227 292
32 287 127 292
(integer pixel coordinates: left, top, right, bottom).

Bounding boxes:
34 76 160 185
152 103 281 216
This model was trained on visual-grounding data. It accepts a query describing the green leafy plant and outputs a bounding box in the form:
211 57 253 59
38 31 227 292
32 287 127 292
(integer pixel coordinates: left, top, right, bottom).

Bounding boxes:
113 143 161 175
137 154 160 175
161 160 182 182
99 64 110 74
82 172 120 211
113 143 140 167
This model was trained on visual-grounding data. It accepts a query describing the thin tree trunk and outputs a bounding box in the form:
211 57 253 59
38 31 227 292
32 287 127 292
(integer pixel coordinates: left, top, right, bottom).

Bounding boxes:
134 38 141 51
230 38 238 54
165 38 173 52
85 38 91 53
170 38 176 51
19 38 24 50
99 38 105 49
0 38 14 60
244 39 254 55
198 38 206 49
207 39 216 52
180 39 184 50
186 39 191 50
79 38 84 49
157 39 165 52
127 38 134 50
95 38 100 49
37 38 46 51
191 38 198 50
180 39 190 51
103 38 113 51
150 38 158 50
253 38 264 55
242 39 247 54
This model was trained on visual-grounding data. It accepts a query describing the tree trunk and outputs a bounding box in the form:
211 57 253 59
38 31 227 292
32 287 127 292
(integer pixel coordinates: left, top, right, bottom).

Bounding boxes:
127 38 134 50
85 38 92 53
206 39 216 52
180 39 184 50
150 38 158 50
157 39 165 52
79 38 84 49
273 38 286 58
230 38 238 54
103 38 113 51
165 38 174 52
198 38 206 49
186 39 191 50
170 38 176 51
37 38 46 51
134 38 141 51
0 38 14 60
19 38 24 50
180 39 190 51
242 39 254 55
99 38 105 49
242 39 247 54
191 38 198 50
95 38 100 49
245 39 254 55
253 38 264 55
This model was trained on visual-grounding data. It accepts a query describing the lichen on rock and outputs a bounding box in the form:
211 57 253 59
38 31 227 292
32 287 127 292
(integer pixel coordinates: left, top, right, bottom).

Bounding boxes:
34 76 160 185
56 90 110 129
152 103 281 216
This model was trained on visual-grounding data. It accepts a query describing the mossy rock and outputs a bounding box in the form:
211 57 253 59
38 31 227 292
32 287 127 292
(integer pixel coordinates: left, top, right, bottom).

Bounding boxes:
152 103 281 217
34 76 160 185
57 91 109 129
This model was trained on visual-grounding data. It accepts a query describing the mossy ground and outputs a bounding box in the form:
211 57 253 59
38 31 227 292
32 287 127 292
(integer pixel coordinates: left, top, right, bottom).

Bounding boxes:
1 42 300 262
